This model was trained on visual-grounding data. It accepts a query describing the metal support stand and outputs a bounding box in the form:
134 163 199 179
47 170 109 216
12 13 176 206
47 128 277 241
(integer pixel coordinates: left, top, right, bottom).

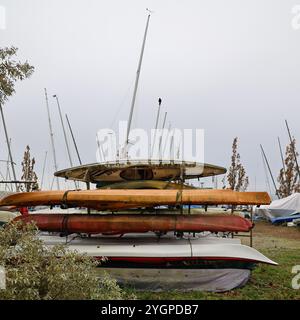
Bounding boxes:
86 181 91 215
250 206 253 247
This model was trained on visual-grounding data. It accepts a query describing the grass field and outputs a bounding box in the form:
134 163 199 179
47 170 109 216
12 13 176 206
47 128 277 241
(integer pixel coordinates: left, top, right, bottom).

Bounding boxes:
128 222 300 300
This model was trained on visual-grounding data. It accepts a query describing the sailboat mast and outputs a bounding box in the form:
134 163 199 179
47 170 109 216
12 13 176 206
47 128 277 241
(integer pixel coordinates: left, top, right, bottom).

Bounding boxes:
65 114 82 165
159 111 167 159
162 122 172 157
40 151 48 190
277 137 286 177
0 97 18 191
53 95 73 167
151 98 162 157
260 144 280 199
126 13 151 148
44 88 60 190
53 95 78 189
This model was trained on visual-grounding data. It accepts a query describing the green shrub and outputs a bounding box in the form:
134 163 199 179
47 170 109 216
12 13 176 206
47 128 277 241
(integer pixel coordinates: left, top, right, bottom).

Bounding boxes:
0 222 134 300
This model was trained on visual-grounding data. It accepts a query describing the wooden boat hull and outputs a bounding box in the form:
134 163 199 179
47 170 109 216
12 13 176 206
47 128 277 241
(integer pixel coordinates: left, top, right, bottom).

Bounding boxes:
14 213 253 234
1 189 271 211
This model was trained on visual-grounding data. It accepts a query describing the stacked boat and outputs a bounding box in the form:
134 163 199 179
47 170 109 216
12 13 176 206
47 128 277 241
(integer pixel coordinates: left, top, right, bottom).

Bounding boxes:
0 13 278 292
0 160 277 292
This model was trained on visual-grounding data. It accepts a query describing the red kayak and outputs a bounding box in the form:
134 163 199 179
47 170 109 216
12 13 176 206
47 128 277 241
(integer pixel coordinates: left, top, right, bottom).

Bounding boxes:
13 214 253 234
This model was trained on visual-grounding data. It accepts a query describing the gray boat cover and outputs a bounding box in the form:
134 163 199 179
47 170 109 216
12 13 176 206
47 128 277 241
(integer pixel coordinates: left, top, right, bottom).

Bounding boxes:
98 268 251 292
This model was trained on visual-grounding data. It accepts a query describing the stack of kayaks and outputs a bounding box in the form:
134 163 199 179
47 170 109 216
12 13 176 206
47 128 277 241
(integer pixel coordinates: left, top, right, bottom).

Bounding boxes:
0 189 277 291
1 189 269 235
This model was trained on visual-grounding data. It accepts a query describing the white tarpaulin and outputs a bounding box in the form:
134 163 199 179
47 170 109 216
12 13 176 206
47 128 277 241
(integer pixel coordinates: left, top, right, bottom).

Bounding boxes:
255 193 300 220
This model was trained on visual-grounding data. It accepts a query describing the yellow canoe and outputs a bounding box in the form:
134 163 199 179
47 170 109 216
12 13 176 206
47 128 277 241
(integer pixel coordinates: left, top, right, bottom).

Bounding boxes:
0 189 271 211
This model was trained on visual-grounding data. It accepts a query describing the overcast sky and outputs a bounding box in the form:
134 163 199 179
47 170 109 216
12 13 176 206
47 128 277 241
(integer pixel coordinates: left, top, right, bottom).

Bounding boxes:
0 0 300 192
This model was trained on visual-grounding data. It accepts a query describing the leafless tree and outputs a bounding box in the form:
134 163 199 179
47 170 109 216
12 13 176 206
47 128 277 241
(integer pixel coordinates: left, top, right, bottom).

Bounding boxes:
20 145 39 192
227 137 249 191
277 138 300 197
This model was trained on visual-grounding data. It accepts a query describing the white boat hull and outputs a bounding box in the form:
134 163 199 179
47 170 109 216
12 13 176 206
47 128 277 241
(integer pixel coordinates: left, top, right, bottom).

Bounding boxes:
39 233 276 291
40 233 277 267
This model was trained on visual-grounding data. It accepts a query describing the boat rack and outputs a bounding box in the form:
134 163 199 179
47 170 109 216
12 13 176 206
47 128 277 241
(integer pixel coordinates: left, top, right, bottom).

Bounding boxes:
193 203 255 247
184 204 254 247
230 205 254 247
110 204 255 247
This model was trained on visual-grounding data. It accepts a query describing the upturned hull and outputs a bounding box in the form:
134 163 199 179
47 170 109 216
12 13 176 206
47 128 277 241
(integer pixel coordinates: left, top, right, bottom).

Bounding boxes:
1 189 271 211
14 213 253 234
40 233 277 267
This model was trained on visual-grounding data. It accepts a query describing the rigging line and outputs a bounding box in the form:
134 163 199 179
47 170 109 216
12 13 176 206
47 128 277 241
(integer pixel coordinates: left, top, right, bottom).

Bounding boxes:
44 88 60 190
109 78 136 129
0 169 6 181
162 123 172 158
53 95 78 190
96 133 106 162
50 175 55 191
40 151 48 190
53 95 73 168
